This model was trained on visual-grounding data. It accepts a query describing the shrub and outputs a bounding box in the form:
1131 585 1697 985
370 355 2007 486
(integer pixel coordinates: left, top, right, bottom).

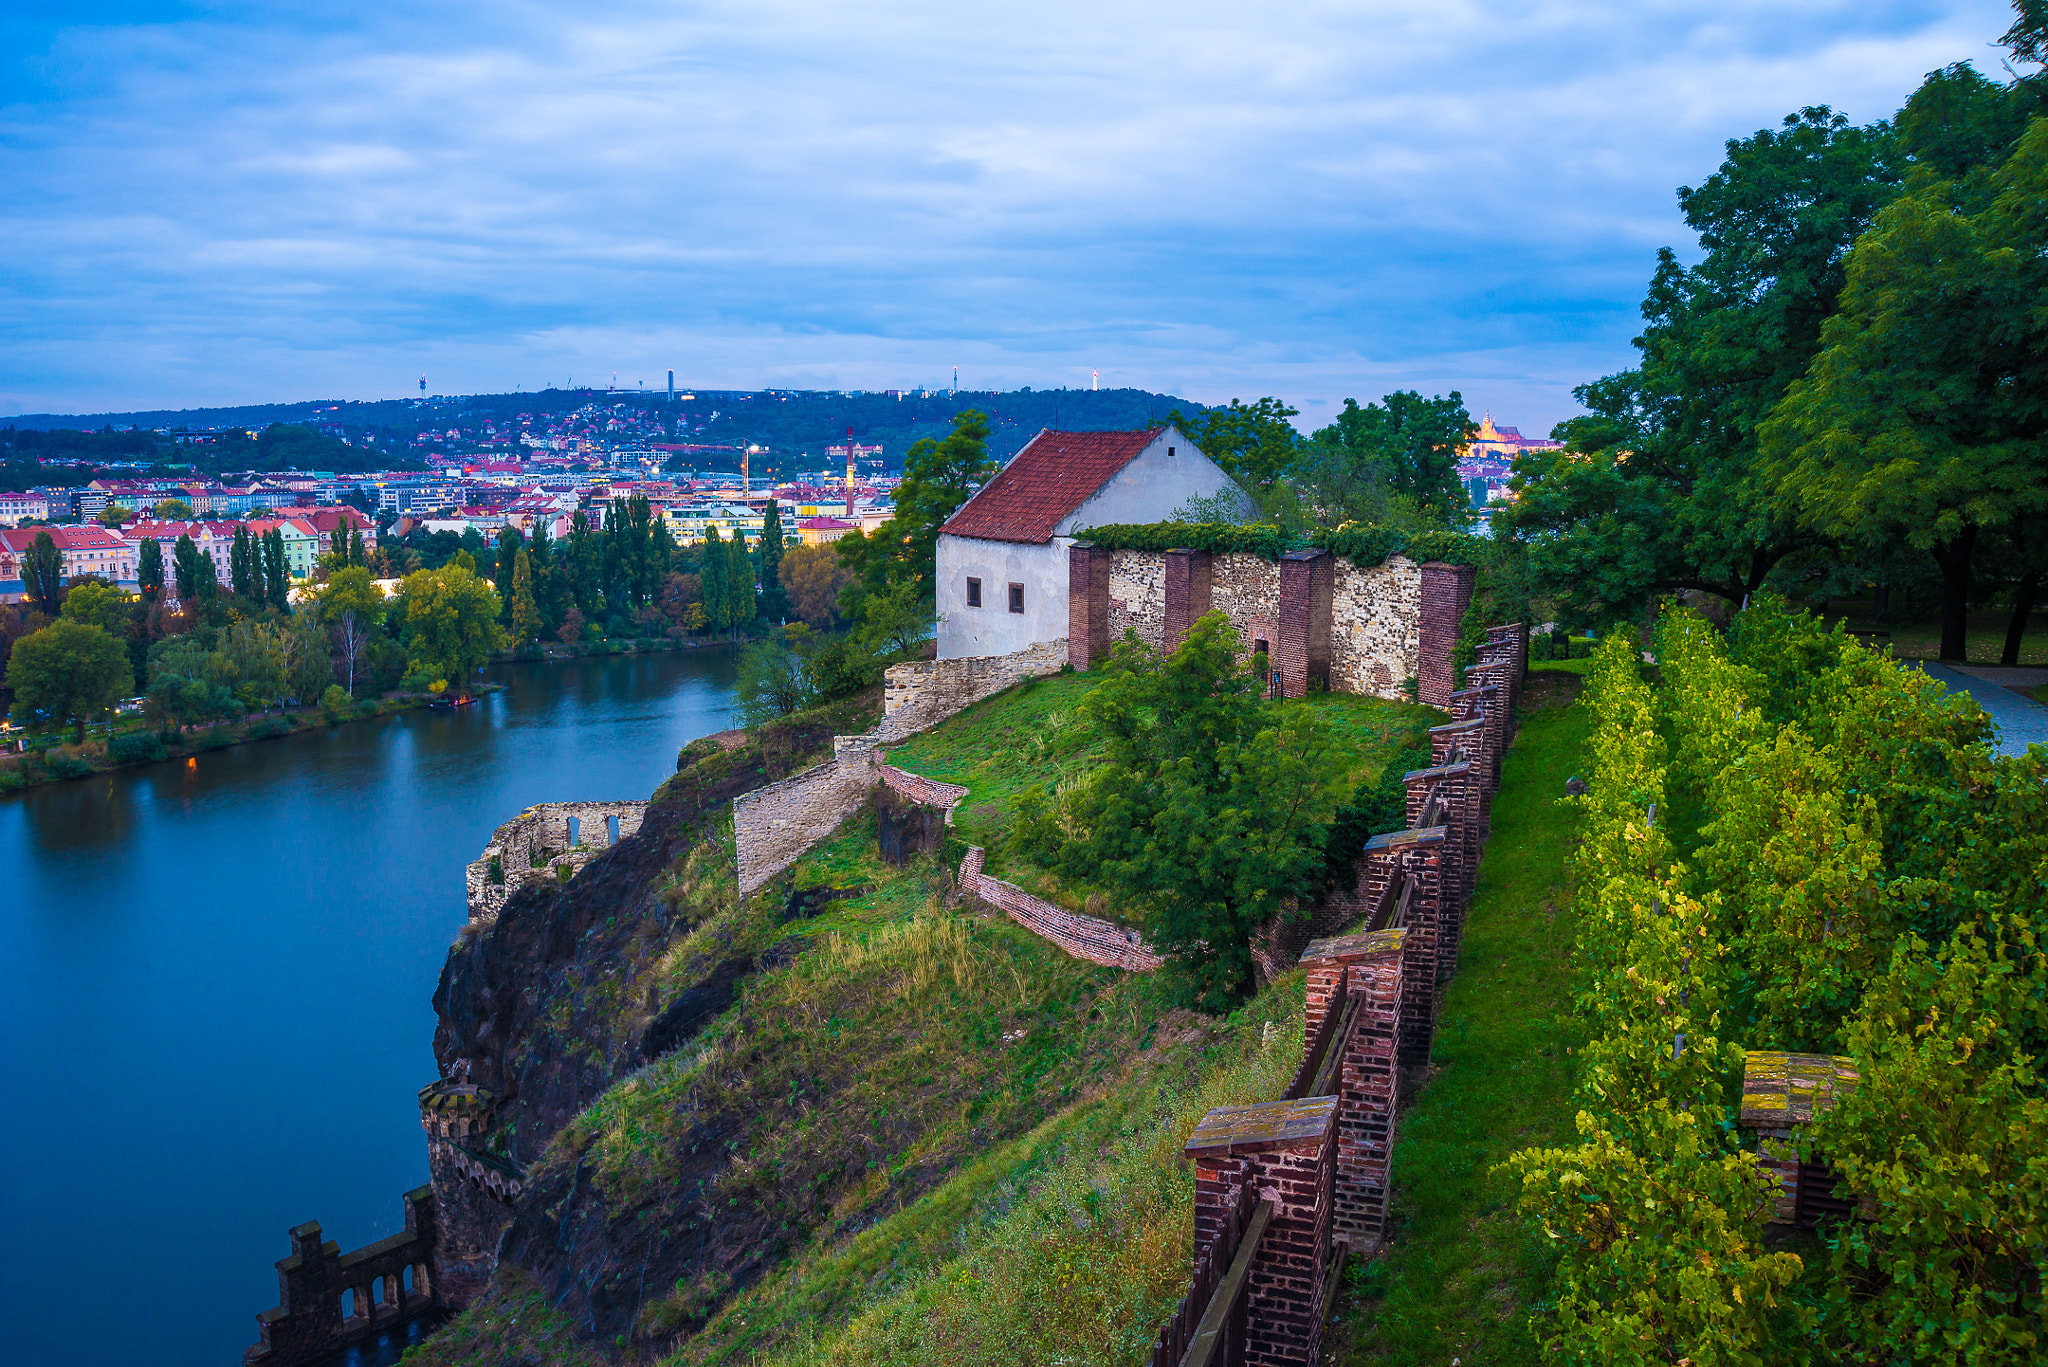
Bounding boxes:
108 732 170 764
195 728 236 751
44 753 92 780
320 684 349 723
246 718 289 741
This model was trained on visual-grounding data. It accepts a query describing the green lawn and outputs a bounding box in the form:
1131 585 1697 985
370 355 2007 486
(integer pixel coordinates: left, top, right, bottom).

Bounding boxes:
1324 671 1591 1367
883 671 1441 896
1811 600 2048 665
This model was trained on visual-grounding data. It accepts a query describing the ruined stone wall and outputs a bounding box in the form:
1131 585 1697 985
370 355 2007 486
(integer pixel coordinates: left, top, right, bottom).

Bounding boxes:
958 846 1163 971
732 754 874 896
244 1190 439 1367
1330 555 1421 698
1105 550 1166 649
464 802 647 922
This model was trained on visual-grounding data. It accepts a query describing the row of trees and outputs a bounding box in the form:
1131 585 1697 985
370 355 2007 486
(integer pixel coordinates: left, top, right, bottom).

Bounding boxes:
1507 11 2048 660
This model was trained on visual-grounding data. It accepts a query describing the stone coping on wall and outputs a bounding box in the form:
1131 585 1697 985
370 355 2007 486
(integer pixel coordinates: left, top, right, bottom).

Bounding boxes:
958 846 1164 971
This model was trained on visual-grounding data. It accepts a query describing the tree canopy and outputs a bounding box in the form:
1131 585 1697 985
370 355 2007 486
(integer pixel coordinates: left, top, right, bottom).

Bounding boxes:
397 559 506 690
7 619 130 740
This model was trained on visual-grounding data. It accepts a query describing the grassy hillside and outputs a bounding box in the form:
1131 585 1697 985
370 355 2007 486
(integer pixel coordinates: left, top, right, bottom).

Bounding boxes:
408 674 1435 1366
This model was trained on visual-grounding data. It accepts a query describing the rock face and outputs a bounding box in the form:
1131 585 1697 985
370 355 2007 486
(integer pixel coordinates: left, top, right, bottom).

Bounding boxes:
423 699 877 1323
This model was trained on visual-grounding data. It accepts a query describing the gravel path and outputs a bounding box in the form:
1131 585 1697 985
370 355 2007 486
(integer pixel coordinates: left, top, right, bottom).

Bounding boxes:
1910 662 2048 757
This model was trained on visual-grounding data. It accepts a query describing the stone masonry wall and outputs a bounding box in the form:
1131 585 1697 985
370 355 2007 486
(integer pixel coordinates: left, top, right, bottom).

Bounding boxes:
1211 551 1282 662
1330 555 1421 698
732 753 874 896
1106 550 1167 650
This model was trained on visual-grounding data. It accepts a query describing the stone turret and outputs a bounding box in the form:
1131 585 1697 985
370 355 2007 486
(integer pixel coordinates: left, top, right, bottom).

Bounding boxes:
418 1079 522 1309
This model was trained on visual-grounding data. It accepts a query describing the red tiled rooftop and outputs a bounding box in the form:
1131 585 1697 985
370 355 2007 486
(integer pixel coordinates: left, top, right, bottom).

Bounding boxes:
940 428 1161 544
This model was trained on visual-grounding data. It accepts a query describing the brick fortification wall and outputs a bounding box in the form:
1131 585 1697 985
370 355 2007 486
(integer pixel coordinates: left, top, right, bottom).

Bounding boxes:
465 802 647 921
733 644 1059 896
958 846 1164 971
1070 545 1436 701
1146 623 1526 1367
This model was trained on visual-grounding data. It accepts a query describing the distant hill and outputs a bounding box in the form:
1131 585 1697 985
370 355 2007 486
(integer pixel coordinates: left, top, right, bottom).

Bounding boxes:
6 386 1206 471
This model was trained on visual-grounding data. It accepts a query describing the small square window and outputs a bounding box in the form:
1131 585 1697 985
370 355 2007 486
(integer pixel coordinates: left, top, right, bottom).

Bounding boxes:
1008 583 1025 614
966 577 982 608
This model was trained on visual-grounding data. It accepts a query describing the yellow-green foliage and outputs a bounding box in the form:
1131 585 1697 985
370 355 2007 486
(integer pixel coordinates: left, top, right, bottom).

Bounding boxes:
1508 605 2048 1366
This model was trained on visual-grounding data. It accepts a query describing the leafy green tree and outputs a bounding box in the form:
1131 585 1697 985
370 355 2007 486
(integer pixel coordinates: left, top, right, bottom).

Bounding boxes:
97 504 133 528
1763 118 2048 659
563 512 604 617
7 619 130 740
733 636 813 725
1009 612 1348 1006
137 536 165 603
215 619 288 712
279 612 332 703
1167 397 1302 491
152 498 192 520
1305 392 1475 525
146 636 233 728
59 579 134 637
1506 107 1900 626
22 531 63 615
316 566 385 697
348 528 365 568
329 523 349 565
397 559 506 690
508 547 542 646
837 408 994 609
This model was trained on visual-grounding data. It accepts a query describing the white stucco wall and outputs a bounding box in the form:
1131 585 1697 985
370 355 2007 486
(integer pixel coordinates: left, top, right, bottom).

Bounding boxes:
1054 427 1252 534
935 427 1250 660
935 536 1071 658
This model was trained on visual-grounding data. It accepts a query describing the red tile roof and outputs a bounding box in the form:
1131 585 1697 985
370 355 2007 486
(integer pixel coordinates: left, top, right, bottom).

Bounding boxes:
940 428 1161 544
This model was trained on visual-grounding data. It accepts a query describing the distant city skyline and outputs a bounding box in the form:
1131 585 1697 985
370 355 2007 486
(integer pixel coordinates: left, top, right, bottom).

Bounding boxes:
0 1 2020 435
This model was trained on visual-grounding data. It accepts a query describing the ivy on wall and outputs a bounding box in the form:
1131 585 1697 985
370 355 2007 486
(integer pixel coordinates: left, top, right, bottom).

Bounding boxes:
1070 520 1483 570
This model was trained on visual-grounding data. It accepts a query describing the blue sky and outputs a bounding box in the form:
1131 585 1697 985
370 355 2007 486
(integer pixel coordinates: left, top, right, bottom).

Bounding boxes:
0 0 2023 431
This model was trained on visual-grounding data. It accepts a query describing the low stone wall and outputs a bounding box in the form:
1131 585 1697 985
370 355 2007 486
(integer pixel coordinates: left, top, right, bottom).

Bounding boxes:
735 642 1065 895
464 802 647 921
958 846 1163 971
878 639 1068 741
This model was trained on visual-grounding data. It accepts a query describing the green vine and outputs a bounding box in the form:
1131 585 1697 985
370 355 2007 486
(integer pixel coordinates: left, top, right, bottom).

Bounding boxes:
1070 520 1482 570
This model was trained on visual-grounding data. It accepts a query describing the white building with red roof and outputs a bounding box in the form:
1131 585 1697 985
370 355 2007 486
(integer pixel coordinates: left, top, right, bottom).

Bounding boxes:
0 525 140 599
935 426 1245 660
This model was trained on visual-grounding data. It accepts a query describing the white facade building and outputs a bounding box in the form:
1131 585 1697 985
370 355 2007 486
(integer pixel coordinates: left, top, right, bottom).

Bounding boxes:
935 426 1249 660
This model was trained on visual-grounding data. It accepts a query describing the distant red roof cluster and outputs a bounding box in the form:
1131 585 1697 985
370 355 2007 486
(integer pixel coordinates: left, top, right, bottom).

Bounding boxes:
940 429 1160 544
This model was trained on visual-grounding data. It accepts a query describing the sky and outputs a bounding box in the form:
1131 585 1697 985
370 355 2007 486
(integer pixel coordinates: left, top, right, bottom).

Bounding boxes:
0 0 2025 433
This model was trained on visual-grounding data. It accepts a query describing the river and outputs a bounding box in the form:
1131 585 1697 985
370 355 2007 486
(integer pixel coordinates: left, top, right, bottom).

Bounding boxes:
0 648 740 1367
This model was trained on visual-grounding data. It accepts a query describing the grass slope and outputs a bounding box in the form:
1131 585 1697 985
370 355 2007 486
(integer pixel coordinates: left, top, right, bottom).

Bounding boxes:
1324 662 1592 1366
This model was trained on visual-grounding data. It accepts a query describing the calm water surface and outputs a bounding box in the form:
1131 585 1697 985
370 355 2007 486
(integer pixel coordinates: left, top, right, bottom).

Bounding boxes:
0 649 739 1367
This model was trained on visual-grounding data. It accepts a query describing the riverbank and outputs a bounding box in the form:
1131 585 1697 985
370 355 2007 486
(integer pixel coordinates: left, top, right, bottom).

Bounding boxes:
0 687 495 794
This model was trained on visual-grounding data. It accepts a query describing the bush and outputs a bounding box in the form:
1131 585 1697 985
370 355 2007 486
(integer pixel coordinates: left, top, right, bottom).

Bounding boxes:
108 732 170 764
320 684 349 723
44 753 92 780
195 728 236 751
246 718 289 741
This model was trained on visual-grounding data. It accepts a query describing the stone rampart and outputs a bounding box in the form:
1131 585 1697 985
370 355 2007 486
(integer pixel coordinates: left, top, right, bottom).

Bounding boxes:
878 639 1068 741
465 801 647 921
733 757 874 895
244 1190 439 1367
958 846 1164 971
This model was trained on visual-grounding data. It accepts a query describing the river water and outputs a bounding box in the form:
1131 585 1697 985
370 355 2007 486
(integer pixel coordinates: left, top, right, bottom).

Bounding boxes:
0 648 739 1367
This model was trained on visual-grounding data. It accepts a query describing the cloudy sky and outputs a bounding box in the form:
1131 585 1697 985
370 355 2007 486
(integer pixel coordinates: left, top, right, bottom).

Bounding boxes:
0 0 2023 430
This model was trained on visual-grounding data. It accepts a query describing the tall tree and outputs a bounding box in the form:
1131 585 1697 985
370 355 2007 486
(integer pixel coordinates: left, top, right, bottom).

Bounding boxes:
317 566 385 697
228 525 256 599
1763 117 2048 660
329 523 349 565
22 531 63 616
758 501 789 622
59 580 133 636
172 534 213 603
700 525 728 634
723 531 755 636
137 536 165 604
1008 611 1348 1008
1505 107 1901 625
262 528 290 610
508 547 542 646
7 620 130 740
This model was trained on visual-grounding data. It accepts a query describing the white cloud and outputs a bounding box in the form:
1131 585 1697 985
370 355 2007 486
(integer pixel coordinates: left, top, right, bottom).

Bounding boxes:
0 0 2021 430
